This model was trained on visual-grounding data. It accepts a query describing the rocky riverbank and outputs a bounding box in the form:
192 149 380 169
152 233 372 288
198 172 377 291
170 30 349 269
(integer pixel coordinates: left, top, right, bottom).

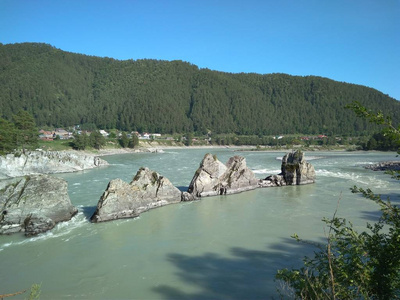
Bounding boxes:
0 151 108 179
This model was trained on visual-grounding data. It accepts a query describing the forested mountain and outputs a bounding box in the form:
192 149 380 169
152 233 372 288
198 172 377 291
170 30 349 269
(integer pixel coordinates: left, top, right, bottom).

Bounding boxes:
1 42 399 135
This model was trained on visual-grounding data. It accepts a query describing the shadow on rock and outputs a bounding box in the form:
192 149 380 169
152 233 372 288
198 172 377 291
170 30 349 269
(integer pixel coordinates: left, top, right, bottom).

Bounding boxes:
81 206 97 219
176 186 189 192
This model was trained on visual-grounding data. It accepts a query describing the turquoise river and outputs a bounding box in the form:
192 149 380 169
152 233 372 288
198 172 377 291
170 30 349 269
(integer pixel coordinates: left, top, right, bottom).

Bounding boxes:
0 149 399 299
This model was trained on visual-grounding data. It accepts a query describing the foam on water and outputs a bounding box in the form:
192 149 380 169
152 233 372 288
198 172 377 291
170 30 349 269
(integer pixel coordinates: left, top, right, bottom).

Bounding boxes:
0 211 89 251
276 155 324 161
316 169 388 187
252 168 281 175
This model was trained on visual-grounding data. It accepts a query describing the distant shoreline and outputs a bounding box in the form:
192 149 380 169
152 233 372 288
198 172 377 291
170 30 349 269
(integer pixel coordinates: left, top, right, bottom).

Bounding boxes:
83 144 369 157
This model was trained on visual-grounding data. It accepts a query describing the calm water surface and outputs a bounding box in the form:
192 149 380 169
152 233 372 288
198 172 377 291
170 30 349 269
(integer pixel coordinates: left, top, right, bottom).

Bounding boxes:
1 149 399 299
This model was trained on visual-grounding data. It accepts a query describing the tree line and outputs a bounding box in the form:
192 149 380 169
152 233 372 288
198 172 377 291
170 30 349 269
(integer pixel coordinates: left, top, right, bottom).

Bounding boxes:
0 111 38 155
1 42 400 137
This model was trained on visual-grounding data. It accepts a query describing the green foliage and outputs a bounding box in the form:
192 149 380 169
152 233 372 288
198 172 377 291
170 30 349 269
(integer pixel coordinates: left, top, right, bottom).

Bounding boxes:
361 132 399 151
276 194 400 299
71 133 88 150
108 131 117 139
185 132 193 146
27 283 41 300
0 118 17 155
346 101 400 154
89 130 106 150
12 110 38 152
0 111 38 155
119 132 129 148
1 43 399 136
128 134 139 149
276 104 400 299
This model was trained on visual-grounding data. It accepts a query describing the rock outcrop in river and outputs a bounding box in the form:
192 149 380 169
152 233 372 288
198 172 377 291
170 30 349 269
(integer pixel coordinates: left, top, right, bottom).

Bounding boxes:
0 175 78 236
364 161 400 172
187 153 259 198
260 150 316 187
0 151 108 179
88 151 315 223
91 167 182 223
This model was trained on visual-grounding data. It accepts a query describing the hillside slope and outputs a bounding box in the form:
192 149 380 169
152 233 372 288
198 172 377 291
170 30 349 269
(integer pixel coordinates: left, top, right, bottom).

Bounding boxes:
1 42 399 135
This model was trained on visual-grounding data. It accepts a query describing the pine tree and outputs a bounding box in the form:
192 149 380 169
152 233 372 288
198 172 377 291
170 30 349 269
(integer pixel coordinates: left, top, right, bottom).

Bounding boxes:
0 118 17 155
12 110 38 153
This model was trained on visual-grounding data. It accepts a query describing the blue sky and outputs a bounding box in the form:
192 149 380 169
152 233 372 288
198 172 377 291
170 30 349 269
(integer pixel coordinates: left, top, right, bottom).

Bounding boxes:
1 0 399 100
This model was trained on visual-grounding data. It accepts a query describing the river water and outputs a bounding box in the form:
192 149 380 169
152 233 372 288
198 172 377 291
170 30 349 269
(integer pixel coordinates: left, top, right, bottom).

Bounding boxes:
0 149 399 299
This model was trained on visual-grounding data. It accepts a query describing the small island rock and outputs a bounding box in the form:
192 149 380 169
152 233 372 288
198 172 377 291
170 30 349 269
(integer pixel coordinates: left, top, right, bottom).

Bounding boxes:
0 175 78 236
281 150 316 185
91 167 182 223
187 153 259 198
260 150 315 187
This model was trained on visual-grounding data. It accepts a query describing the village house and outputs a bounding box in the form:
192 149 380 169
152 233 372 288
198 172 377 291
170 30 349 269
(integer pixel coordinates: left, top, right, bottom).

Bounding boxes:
99 130 109 137
54 128 72 139
39 129 54 141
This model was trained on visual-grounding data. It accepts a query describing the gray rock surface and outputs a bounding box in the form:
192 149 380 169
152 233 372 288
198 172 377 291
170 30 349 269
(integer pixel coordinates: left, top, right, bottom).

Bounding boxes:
259 174 286 187
0 175 78 236
187 153 259 198
260 150 315 187
91 167 182 223
0 151 108 179
365 161 400 171
281 150 316 185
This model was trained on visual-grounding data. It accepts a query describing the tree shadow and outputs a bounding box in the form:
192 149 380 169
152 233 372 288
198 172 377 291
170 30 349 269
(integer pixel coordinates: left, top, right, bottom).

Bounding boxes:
355 192 400 223
152 237 320 299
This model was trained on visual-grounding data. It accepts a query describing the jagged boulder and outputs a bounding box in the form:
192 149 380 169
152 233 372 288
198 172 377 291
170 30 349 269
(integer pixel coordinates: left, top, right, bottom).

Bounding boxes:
187 153 259 198
281 150 315 185
0 151 108 179
187 153 227 198
0 175 78 236
91 167 182 223
260 150 315 187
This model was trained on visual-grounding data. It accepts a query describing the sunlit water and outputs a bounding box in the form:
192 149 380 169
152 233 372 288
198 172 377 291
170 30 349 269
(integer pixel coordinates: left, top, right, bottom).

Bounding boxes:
1 149 399 299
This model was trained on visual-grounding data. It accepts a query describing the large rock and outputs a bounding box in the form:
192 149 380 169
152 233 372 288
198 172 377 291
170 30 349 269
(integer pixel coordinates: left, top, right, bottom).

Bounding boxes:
260 150 315 187
187 154 259 198
281 150 315 185
91 167 182 223
0 175 78 236
0 150 108 179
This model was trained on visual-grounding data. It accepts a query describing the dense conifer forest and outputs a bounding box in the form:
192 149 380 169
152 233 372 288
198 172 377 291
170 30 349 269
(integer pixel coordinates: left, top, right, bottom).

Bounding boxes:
1 42 399 135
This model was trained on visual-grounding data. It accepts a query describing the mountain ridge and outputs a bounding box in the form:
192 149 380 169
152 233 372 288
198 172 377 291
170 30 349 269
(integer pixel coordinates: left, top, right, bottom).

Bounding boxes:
1 42 399 135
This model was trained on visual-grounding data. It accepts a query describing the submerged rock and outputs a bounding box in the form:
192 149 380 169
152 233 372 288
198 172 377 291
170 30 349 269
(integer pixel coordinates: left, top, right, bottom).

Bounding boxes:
0 150 108 179
260 150 315 187
187 153 259 198
259 174 286 187
365 161 400 171
0 175 78 236
91 167 182 223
